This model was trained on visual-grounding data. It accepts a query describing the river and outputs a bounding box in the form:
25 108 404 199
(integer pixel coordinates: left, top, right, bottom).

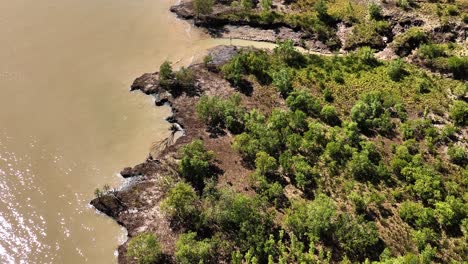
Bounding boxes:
0 0 278 262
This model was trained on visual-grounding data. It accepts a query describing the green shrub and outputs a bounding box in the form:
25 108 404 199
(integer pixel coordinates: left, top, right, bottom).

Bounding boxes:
351 91 397 134
399 201 436 228
194 0 214 17
126 233 162 264
271 68 294 97
222 55 245 86
175 67 195 89
320 105 340 126
161 182 199 224
175 232 214 264
286 89 322 116
411 228 438 251
387 59 406 81
393 28 428 56
196 94 245 134
159 61 174 86
285 194 337 242
447 56 468 80
334 214 380 258
447 145 467 166
418 44 447 60
179 140 215 189
450 100 467 126
434 196 467 227
368 3 382 20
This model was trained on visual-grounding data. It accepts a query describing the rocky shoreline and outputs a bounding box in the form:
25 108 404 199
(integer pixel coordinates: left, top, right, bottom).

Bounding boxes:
90 1 467 262
91 46 251 263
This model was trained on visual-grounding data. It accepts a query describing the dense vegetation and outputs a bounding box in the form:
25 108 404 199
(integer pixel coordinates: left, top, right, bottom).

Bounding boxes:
119 0 468 263
125 39 467 264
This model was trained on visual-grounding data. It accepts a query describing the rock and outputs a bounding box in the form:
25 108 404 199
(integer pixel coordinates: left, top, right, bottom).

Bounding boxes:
90 194 126 218
130 73 160 94
120 167 135 178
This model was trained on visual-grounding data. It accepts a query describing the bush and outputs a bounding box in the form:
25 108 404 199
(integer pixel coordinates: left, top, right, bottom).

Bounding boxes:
434 196 467 227
285 194 337 242
159 61 174 86
447 56 468 80
320 105 340 126
175 67 195 89
447 145 467 166
161 182 199 224
179 140 215 189
399 201 436 228
193 0 214 18
175 232 214 264
334 214 380 259
222 55 245 86
368 3 382 20
271 68 294 97
286 89 322 116
387 59 406 81
126 233 162 264
418 44 446 60
450 100 467 126
351 91 397 134
393 28 428 56
196 94 245 134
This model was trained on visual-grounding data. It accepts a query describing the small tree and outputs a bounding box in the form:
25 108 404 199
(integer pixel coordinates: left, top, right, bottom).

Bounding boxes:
368 3 382 20
159 61 174 87
179 140 214 189
161 182 199 224
126 233 162 264
447 145 467 166
450 100 467 126
194 0 214 18
175 232 214 264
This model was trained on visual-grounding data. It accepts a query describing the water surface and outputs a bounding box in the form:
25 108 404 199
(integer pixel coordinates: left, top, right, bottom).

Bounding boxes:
0 0 210 262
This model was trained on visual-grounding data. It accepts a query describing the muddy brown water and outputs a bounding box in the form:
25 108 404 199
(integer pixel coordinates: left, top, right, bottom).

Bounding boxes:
0 0 278 262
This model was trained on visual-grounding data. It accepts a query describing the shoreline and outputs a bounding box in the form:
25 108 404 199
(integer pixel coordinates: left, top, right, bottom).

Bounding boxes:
91 46 245 263
90 1 467 262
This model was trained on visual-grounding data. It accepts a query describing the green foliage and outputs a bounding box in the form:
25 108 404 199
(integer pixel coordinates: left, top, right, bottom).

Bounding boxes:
447 145 467 166
274 40 305 66
320 105 340 126
286 89 322 116
393 28 428 56
334 214 380 258
161 182 199 224
434 195 467 227
179 140 215 189
260 0 272 12
196 94 245 134
285 194 337 242
193 0 214 17
126 233 162 264
210 190 273 255
351 91 397 134
450 100 467 126
368 3 382 20
175 67 195 89
222 55 245 86
447 56 468 80
411 228 438 250
159 60 174 86
418 43 447 60
387 59 407 81
255 151 278 176
348 143 385 182
399 201 436 228
175 232 214 264
271 68 294 97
